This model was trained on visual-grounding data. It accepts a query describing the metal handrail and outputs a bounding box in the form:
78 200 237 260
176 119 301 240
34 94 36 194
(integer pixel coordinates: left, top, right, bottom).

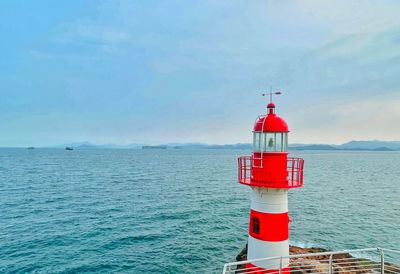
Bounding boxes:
225 248 378 267
223 247 400 274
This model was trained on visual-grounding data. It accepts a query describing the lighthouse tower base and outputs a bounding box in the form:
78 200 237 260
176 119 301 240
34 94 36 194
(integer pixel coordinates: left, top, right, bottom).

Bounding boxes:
247 188 290 271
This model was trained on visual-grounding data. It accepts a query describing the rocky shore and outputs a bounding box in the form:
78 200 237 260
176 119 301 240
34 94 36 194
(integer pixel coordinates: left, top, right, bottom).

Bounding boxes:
236 245 377 273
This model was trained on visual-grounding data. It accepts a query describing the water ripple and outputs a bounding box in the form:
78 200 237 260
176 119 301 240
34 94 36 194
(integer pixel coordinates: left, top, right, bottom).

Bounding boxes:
0 149 399 273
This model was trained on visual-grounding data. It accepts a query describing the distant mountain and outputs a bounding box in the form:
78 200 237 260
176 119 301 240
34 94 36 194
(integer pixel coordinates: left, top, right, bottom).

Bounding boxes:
290 141 400 151
50 141 93 148
338 140 400 150
156 142 253 149
45 140 400 151
163 143 210 149
290 144 338 151
142 145 167 149
163 142 207 148
372 147 394 151
176 143 252 150
46 142 145 149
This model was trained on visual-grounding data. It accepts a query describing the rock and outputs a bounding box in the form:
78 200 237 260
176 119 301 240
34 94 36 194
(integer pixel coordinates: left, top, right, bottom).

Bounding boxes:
235 244 247 270
290 258 330 273
236 243 247 262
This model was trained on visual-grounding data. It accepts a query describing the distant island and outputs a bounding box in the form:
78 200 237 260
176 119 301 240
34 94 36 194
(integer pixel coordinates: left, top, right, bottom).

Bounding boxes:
142 145 167 150
36 140 400 151
289 140 400 151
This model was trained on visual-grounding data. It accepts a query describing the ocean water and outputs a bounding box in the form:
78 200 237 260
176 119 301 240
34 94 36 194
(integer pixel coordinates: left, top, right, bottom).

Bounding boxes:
0 148 399 273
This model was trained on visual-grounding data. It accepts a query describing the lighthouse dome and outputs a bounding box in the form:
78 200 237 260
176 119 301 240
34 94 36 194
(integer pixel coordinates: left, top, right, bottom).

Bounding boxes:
253 103 289 132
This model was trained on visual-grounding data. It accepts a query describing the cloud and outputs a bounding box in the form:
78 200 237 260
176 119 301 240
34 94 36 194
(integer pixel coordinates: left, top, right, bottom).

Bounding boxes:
315 30 400 64
288 92 400 143
3 0 400 146
297 0 400 36
53 24 131 54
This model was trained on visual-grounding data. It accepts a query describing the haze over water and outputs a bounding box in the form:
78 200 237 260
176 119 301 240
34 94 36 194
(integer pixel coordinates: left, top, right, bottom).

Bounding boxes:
0 149 399 273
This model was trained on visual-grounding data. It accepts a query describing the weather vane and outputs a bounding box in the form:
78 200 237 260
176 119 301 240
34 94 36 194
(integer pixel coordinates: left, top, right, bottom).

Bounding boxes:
262 88 282 103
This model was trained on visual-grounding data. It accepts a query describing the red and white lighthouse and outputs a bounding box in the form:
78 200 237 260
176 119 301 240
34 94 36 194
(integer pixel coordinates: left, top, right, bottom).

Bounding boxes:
238 94 304 273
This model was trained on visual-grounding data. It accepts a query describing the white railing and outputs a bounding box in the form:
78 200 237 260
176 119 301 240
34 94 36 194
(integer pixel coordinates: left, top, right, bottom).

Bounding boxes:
223 248 400 274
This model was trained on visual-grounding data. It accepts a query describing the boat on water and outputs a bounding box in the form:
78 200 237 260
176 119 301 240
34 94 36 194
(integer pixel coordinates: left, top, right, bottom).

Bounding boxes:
65 147 73 151
27 147 35 149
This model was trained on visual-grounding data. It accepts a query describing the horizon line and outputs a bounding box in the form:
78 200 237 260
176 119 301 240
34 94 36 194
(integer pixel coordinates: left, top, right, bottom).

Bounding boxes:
1 139 400 149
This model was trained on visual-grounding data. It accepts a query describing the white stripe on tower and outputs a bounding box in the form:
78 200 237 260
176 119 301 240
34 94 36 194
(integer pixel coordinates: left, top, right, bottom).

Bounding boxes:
247 237 290 269
250 187 288 213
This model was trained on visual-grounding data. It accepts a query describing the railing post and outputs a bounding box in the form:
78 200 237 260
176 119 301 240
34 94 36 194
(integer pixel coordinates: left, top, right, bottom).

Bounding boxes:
251 156 253 179
328 254 333 274
238 158 240 182
380 249 385 274
291 159 294 186
222 263 228 274
242 158 244 181
245 157 247 181
279 256 283 274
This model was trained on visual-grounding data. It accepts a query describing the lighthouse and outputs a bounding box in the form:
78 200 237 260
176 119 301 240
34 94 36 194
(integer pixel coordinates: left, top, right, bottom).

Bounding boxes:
238 93 304 273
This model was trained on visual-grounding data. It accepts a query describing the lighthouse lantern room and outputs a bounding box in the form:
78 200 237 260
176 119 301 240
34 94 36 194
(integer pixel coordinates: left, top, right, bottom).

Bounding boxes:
237 93 304 273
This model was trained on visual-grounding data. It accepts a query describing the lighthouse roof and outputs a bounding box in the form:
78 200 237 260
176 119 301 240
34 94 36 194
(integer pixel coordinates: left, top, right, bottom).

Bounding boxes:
253 103 289 132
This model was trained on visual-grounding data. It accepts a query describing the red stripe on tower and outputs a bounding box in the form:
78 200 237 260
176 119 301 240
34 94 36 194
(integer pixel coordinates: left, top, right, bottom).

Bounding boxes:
245 263 291 274
249 210 289 241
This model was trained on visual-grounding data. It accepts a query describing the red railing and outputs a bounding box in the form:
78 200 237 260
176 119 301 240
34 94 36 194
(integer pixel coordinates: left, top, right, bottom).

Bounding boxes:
238 156 304 188
238 156 252 185
287 157 304 187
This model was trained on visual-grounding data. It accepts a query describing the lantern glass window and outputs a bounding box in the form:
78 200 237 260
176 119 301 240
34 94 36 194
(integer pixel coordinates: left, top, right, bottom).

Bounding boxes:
282 133 288 152
275 133 282 151
254 132 288 152
265 133 274 152
253 132 261 152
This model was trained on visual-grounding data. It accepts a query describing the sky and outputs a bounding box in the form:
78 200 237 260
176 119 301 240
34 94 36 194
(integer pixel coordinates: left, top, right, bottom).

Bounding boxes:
1 0 400 146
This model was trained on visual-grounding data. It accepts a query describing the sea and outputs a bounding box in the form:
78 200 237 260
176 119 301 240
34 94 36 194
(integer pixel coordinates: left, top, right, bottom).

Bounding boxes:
0 148 399 273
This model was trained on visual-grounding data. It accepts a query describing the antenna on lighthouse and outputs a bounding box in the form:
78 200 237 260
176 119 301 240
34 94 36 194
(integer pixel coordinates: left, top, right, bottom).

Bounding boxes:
262 90 282 103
